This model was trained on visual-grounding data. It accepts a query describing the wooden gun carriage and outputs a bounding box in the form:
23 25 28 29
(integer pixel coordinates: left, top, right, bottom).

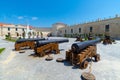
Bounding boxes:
75 36 83 42
66 38 101 69
34 39 69 57
103 35 112 44
15 38 45 51
102 32 115 44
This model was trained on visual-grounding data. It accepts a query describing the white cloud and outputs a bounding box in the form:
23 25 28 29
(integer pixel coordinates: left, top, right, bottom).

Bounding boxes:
18 16 24 19
32 17 38 20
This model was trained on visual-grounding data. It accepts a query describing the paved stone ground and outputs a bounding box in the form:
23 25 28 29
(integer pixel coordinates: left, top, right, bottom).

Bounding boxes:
0 37 120 80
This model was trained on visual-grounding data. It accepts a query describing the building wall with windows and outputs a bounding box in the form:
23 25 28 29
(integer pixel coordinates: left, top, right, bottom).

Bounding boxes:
32 27 52 37
1 16 120 38
0 23 51 38
58 17 120 38
51 23 67 36
0 23 27 37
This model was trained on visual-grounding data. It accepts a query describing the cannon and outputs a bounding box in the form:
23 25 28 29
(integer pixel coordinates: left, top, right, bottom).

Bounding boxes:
66 38 101 69
102 32 115 44
72 38 101 54
103 35 114 44
36 39 69 47
15 38 45 51
34 39 69 57
75 36 83 42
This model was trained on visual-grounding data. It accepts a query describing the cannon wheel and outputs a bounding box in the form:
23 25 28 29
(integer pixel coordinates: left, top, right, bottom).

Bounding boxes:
95 54 100 62
80 61 88 69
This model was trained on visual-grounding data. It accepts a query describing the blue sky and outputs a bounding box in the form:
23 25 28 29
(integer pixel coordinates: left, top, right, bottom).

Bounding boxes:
0 0 120 27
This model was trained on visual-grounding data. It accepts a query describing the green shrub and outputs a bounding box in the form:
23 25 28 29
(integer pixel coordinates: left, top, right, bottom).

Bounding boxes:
0 48 5 54
5 34 11 39
5 35 17 42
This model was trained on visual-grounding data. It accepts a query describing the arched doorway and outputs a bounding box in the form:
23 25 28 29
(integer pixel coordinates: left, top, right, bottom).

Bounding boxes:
16 32 19 37
8 32 11 37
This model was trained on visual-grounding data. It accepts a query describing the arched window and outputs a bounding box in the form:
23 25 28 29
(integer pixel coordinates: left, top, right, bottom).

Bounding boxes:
8 27 10 31
16 28 18 31
90 27 93 32
71 29 73 33
79 28 81 33
105 25 109 32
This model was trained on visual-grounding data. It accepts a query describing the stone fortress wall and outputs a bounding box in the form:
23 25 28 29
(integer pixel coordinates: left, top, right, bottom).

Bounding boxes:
56 17 120 39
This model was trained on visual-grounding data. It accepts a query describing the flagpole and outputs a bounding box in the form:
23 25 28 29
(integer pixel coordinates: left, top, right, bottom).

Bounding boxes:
25 19 29 38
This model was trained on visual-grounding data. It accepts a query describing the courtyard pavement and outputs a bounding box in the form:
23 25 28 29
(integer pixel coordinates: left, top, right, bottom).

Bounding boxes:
0 37 120 80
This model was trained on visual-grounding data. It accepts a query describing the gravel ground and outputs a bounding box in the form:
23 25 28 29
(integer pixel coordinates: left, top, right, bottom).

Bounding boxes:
0 37 120 80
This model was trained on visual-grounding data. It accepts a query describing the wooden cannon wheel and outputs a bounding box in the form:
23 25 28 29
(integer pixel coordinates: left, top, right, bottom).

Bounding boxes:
80 61 89 69
56 58 65 62
95 54 100 62
81 72 95 80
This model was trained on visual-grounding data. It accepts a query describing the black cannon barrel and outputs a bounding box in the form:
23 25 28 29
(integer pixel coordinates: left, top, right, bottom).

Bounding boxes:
71 38 101 54
15 39 26 43
27 38 45 42
49 39 69 43
36 39 69 47
16 38 45 43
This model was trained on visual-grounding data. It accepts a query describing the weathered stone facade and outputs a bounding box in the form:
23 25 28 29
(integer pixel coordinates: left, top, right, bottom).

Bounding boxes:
57 17 120 38
1 16 120 38
0 23 51 38
0 23 27 37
